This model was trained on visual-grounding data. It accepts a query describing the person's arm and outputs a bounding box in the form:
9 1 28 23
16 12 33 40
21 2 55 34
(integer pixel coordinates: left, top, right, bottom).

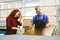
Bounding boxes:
45 15 51 27
29 16 35 29
18 14 22 26
6 18 13 30
11 27 21 32
18 21 22 26
20 14 22 23
6 18 21 32
29 22 34 29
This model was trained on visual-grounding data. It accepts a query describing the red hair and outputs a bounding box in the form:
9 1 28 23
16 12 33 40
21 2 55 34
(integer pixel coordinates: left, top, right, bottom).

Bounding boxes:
9 9 20 18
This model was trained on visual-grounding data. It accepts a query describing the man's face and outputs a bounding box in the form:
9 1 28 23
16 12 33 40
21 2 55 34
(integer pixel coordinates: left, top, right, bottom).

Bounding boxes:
35 8 41 15
15 12 20 18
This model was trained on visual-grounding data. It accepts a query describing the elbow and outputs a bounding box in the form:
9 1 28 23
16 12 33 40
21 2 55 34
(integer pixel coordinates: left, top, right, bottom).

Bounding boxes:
20 23 22 26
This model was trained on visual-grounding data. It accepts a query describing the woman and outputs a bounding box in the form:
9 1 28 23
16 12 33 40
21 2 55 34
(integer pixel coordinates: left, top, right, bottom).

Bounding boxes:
5 9 22 35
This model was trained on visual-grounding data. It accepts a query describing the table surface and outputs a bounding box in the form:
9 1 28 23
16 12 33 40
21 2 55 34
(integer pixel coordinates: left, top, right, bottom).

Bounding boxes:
0 35 60 40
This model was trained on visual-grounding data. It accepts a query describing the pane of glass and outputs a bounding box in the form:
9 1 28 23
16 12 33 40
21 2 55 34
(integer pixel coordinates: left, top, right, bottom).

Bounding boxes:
22 8 36 16
0 18 6 26
0 10 11 17
8 1 22 8
23 0 40 6
41 0 55 5
0 3 8 9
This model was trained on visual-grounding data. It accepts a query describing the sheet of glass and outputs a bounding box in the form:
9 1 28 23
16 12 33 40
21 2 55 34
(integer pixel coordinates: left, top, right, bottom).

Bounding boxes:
22 8 36 16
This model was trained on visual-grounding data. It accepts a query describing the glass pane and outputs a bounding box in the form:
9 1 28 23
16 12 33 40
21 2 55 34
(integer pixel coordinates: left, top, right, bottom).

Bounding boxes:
22 8 36 16
23 0 40 6
0 18 6 26
0 10 11 17
41 0 55 5
8 1 22 8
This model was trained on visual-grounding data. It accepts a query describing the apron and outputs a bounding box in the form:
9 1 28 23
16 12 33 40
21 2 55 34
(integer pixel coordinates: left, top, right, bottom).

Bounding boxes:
34 15 46 35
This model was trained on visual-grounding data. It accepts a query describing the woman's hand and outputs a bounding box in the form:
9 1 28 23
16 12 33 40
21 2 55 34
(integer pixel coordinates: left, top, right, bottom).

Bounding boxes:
12 27 22 32
16 28 22 32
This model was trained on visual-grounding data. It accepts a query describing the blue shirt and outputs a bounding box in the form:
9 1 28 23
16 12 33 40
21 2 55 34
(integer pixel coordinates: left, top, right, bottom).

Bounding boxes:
32 14 49 24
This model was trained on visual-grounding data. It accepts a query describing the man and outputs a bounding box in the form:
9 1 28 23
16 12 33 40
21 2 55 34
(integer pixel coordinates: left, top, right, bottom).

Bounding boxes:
30 6 50 35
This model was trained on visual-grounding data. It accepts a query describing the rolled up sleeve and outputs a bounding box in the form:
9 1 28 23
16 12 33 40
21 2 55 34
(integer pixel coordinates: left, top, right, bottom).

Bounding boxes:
32 16 36 24
45 15 49 23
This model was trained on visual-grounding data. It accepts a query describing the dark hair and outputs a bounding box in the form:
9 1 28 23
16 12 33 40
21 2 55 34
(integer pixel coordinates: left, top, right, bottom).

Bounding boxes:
9 9 20 18
35 6 40 10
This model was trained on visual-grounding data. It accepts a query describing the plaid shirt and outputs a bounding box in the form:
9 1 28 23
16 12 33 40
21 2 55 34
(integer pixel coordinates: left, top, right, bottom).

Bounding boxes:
6 16 22 35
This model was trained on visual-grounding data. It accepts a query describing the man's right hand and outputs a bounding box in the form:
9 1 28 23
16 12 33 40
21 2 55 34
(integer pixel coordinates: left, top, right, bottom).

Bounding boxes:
29 26 32 29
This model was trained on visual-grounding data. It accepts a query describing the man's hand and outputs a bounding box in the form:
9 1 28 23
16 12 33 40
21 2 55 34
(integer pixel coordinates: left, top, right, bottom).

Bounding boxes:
29 26 32 29
46 24 51 28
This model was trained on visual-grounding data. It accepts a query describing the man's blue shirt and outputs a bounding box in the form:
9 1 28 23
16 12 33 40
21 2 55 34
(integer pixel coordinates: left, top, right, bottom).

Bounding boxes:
32 13 49 24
